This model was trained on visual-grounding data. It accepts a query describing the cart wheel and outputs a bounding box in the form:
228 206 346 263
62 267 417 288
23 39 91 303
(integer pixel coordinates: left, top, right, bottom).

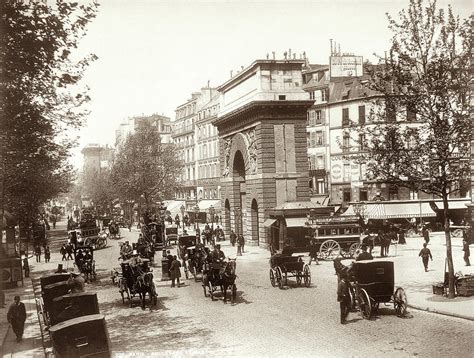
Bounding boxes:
303 264 311 287
349 243 361 258
275 266 283 289
393 287 408 317
319 240 341 260
231 284 237 303
269 269 276 287
358 288 372 319
348 286 356 311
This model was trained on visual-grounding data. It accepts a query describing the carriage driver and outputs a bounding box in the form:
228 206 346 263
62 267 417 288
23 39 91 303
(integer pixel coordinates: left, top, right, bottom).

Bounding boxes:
129 250 144 277
210 244 226 262
121 241 133 259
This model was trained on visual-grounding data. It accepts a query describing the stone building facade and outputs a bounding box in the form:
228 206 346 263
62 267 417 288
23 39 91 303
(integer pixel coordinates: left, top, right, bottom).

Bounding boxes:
214 59 313 247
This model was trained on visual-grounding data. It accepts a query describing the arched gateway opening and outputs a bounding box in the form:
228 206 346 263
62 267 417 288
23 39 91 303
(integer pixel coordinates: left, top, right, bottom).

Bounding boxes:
232 150 246 236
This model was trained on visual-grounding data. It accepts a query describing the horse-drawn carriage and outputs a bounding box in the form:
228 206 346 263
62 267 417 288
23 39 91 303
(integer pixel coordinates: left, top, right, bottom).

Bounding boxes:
74 246 96 282
68 226 107 250
165 226 179 246
336 259 408 320
177 235 210 281
141 221 165 252
108 221 121 240
269 248 311 288
133 239 155 263
202 258 237 304
306 215 363 260
113 258 157 310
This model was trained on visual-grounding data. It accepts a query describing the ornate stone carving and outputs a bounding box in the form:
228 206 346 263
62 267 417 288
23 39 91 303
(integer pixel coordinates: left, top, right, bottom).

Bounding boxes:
244 128 257 174
222 138 232 177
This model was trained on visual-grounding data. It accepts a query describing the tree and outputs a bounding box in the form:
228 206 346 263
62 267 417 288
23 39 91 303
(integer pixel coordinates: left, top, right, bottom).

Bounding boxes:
352 0 471 298
81 168 116 216
111 123 183 214
0 0 98 237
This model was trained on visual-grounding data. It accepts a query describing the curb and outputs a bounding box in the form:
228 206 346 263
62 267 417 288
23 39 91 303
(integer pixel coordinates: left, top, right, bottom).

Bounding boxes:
408 303 474 321
1 324 10 357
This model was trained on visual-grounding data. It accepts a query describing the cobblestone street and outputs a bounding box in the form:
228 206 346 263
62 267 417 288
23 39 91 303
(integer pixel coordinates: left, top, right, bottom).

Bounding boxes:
27 224 474 357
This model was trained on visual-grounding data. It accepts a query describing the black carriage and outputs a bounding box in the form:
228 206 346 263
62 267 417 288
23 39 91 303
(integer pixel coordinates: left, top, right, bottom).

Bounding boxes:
116 259 157 309
269 249 311 288
41 280 71 326
50 292 100 326
165 226 179 246
133 240 155 263
177 235 197 279
108 221 121 240
177 235 210 281
73 246 96 282
49 314 112 358
142 221 165 251
343 260 407 320
68 226 107 250
306 216 362 260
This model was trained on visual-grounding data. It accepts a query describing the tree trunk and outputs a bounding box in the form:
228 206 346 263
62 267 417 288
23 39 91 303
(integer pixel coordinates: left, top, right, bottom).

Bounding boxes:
442 190 455 298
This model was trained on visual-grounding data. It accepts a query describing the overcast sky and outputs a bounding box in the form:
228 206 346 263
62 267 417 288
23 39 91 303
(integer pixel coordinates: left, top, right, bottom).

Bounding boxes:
70 0 471 168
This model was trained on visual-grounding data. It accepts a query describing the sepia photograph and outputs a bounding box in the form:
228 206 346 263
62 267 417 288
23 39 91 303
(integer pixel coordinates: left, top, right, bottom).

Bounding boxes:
0 0 473 356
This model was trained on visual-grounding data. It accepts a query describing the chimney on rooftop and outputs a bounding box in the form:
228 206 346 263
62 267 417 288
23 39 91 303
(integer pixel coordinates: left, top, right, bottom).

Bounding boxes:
272 51 275 60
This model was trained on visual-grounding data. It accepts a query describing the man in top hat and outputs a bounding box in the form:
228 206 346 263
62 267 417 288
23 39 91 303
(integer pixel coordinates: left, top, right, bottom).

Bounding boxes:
7 296 27 342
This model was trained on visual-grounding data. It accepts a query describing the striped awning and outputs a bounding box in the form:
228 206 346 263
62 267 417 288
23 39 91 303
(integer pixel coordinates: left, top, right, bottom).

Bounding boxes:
342 202 436 219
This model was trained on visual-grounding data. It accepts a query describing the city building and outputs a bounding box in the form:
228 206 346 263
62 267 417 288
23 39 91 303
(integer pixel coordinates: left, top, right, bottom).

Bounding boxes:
115 113 172 148
172 86 218 212
81 144 114 174
214 56 315 249
302 63 330 203
196 93 221 213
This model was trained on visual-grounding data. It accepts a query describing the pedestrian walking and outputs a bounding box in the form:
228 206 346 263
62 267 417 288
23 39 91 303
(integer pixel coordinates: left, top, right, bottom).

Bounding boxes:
7 295 27 342
398 228 406 245
44 246 51 263
418 243 433 272
60 244 67 261
240 234 245 253
230 230 236 247
23 257 29 278
237 234 244 256
34 245 41 262
175 214 181 229
422 226 430 244
51 215 57 229
462 236 470 266
170 255 181 287
66 243 74 260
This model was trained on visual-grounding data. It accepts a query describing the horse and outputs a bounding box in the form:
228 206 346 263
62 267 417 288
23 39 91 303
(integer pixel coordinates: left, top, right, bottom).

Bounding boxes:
220 259 237 304
135 272 157 310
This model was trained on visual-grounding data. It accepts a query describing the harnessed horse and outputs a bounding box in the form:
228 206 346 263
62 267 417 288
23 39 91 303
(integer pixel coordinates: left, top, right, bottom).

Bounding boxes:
135 271 157 310
220 259 237 304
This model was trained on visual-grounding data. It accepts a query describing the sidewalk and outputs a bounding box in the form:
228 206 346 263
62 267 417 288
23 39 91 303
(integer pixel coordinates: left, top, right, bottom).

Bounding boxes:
0 274 44 357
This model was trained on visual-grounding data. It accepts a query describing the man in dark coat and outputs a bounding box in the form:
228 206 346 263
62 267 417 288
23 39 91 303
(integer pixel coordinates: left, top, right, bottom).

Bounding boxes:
170 255 182 287
60 244 67 261
34 245 41 262
419 243 433 272
66 243 74 260
230 230 236 247
422 226 430 244
356 245 373 261
7 296 27 342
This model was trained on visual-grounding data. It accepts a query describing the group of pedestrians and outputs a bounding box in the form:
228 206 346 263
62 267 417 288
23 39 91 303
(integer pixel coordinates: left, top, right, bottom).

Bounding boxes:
60 243 74 261
33 245 51 263
229 230 245 256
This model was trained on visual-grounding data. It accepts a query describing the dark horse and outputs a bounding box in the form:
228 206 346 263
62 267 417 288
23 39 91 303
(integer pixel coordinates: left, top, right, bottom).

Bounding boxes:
119 265 157 310
220 259 237 304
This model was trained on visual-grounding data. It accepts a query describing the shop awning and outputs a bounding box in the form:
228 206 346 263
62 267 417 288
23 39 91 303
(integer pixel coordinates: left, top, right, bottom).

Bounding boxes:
433 200 470 210
285 217 308 228
342 201 436 219
163 200 185 214
263 218 277 227
198 200 221 211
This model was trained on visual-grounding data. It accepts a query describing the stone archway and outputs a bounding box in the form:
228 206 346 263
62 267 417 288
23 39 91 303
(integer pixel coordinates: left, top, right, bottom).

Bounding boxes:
232 150 246 236
251 199 259 245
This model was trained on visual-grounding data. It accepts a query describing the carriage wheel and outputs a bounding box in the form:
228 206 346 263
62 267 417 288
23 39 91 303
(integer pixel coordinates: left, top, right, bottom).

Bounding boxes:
319 240 341 260
231 284 237 303
303 265 311 287
269 269 276 287
348 286 356 311
275 266 283 289
349 243 362 258
393 287 408 317
452 229 463 238
358 288 372 319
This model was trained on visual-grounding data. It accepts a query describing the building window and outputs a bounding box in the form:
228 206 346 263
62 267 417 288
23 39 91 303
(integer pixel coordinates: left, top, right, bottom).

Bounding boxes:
278 95 286 100
389 186 399 200
342 108 350 126
359 189 368 201
386 102 396 122
409 189 418 200
307 132 311 148
321 89 327 102
359 134 365 151
309 91 315 100
315 131 324 146
343 189 351 202
359 163 367 180
315 155 325 169
316 179 325 194
358 105 365 125
315 110 324 125
342 133 350 152
407 105 417 121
